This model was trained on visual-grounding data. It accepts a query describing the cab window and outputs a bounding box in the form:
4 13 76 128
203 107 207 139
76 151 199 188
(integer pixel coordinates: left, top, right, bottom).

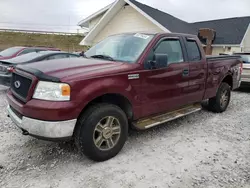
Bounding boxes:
154 39 184 64
186 40 201 61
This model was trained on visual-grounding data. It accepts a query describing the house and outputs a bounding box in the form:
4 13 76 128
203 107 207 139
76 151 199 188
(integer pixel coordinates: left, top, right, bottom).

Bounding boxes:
193 17 250 54
78 0 250 55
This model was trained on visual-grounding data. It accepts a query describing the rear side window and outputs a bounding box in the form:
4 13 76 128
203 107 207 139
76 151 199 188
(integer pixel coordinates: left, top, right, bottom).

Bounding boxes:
18 49 37 55
186 40 201 61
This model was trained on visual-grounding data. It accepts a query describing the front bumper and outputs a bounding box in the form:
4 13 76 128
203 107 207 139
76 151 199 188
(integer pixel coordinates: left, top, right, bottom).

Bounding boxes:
7 105 77 140
0 74 11 87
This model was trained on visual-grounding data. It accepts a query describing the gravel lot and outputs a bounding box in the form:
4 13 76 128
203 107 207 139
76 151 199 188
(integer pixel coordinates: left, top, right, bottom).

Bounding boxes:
0 85 250 188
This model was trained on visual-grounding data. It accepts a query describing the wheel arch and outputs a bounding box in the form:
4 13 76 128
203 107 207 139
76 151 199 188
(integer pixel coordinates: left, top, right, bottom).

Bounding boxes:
78 93 134 121
221 73 233 89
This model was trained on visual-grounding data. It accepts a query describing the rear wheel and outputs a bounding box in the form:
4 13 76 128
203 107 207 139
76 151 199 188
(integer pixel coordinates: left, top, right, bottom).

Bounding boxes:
74 104 128 162
208 82 231 113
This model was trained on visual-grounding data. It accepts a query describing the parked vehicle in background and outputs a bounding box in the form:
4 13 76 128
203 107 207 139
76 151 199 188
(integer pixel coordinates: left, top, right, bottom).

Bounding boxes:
73 51 85 57
6 32 242 161
0 51 79 86
0 46 60 60
233 53 250 87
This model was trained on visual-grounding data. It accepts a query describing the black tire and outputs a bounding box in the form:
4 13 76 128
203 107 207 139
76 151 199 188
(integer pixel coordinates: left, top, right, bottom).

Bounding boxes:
74 103 128 162
208 82 231 113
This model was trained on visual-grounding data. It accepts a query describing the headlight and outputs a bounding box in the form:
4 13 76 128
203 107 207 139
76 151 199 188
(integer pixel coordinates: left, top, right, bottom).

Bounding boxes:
33 81 71 101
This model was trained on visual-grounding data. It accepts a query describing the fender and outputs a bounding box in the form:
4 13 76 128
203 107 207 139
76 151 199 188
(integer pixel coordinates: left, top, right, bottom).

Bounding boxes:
214 69 233 96
220 71 232 86
204 64 233 99
72 76 139 117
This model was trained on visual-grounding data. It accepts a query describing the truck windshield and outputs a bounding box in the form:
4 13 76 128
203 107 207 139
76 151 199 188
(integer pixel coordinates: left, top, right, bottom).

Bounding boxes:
84 33 154 63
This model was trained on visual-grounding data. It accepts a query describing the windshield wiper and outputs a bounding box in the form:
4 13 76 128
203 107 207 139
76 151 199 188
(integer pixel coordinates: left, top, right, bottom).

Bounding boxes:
90 54 115 61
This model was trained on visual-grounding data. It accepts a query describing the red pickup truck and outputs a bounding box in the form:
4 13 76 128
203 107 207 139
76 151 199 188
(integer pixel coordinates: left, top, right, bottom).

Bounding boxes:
6 32 242 161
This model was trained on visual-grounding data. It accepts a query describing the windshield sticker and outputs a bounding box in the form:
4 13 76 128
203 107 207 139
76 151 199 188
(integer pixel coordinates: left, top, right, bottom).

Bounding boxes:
134 33 150 39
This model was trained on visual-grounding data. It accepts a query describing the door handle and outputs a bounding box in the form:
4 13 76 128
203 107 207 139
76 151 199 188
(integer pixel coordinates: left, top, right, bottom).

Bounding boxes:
182 68 189 76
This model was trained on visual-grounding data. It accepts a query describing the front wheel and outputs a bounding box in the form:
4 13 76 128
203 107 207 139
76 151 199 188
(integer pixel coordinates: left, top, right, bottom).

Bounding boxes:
74 104 128 162
208 82 231 113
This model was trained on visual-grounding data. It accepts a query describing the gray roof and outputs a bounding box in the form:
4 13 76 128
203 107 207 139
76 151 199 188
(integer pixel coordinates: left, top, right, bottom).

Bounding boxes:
130 0 196 34
130 0 250 45
192 17 250 44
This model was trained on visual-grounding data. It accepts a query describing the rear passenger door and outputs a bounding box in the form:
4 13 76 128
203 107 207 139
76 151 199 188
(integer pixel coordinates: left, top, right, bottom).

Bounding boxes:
184 37 207 102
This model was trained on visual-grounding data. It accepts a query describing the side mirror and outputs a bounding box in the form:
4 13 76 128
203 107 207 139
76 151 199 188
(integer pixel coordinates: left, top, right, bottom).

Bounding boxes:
148 53 168 69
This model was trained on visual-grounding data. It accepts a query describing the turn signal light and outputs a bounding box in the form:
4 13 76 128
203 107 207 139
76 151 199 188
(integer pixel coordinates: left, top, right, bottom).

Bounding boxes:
61 84 71 96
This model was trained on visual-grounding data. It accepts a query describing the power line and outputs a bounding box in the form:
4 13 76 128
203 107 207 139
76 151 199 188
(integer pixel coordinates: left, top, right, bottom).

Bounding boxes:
0 21 78 27
0 28 85 35
0 26 83 33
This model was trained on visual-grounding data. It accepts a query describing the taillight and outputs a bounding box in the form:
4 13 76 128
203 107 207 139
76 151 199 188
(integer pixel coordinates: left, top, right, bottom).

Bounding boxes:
7 66 14 73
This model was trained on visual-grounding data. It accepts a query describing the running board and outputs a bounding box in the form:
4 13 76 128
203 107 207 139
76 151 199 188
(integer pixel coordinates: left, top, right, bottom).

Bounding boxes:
132 103 201 130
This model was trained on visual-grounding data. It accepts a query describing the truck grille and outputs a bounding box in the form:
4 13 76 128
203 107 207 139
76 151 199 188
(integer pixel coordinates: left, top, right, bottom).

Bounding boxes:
11 73 32 101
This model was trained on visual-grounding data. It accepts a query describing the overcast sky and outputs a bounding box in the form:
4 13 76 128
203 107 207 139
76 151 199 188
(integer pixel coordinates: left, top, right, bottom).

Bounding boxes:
0 0 250 33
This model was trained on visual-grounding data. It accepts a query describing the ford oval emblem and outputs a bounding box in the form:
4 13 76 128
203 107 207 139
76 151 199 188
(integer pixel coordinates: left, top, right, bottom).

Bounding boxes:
14 80 21 89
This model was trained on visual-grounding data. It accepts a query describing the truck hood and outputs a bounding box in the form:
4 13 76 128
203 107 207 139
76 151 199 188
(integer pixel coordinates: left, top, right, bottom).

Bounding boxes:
17 58 128 81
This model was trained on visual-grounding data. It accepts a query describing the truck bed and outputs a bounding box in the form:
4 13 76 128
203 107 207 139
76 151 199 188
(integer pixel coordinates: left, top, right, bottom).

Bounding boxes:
204 54 242 100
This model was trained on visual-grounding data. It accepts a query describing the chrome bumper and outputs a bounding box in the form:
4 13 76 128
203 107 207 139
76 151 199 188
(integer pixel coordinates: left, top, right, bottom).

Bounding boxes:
7 105 77 139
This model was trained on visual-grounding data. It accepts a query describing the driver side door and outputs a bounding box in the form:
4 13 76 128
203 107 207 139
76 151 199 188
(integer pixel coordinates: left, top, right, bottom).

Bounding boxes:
139 37 190 118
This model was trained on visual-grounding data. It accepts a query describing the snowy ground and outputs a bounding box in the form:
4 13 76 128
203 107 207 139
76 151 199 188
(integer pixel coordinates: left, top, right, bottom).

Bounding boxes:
0 86 250 188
